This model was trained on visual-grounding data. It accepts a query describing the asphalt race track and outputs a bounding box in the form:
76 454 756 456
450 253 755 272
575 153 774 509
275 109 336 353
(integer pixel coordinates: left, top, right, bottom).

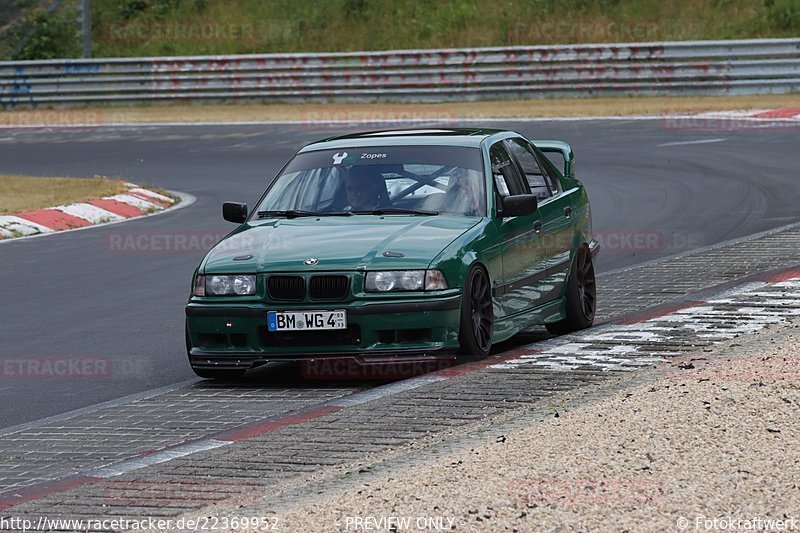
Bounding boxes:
0 118 797 429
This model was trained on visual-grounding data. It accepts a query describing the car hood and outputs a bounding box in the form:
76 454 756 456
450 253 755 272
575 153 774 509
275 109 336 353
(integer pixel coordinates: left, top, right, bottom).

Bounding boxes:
202 216 481 273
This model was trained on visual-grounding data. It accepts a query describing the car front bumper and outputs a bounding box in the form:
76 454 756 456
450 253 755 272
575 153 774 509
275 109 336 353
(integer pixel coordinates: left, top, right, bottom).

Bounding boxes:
185 295 462 371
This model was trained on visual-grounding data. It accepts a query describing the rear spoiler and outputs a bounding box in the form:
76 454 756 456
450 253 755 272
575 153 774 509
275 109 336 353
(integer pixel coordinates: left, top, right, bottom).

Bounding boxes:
533 140 574 178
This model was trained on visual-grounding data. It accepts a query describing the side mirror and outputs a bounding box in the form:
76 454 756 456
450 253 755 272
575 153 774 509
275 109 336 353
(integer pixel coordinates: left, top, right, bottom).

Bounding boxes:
500 195 538 217
222 202 247 223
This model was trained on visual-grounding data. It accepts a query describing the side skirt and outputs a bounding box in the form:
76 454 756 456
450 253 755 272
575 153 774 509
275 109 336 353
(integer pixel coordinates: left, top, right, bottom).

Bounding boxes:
492 296 566 343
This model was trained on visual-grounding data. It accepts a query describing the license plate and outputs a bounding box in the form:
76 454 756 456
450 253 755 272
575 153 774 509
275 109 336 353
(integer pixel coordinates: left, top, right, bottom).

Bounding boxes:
267 310 347 332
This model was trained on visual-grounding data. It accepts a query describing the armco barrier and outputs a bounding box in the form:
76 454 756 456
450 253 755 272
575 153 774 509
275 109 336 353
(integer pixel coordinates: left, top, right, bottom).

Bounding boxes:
1 38 798 108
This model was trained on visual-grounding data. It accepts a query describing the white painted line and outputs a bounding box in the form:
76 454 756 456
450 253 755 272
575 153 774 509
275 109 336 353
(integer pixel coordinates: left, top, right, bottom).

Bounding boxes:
328 375 447 408
659 138 727 147
53 203 126 224
89 439 229 478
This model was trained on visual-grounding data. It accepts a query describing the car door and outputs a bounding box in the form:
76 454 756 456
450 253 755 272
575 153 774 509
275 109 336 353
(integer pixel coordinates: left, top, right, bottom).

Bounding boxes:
507 137 577 302
488 140 548 317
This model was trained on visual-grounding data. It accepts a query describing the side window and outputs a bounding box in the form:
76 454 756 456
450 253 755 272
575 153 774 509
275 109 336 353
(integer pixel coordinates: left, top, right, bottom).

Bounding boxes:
541 165 560 195
538 149 567 194
489 142 527 198
507 138 552 200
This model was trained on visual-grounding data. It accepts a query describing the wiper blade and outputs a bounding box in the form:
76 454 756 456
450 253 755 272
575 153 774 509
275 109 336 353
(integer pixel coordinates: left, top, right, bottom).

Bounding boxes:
257 210 318 218
352 208 439 216
256 210 352 218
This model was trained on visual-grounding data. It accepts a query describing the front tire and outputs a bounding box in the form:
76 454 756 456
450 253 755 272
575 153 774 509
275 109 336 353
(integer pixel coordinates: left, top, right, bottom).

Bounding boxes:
546 245 596 335
458 266 493 356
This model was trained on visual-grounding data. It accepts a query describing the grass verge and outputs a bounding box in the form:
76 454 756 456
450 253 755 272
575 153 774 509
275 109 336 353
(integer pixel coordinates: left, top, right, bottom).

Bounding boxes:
87 0 800 57
0 174 129 215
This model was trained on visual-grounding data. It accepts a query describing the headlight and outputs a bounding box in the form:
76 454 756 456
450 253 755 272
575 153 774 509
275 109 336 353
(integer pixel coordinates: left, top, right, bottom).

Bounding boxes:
365 270 448 292
194 274 256 296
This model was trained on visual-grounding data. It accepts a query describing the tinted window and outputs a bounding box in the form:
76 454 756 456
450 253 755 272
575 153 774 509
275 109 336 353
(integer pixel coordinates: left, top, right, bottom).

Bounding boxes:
256 146 485 216
489 142 527 198
507 138 552 200
541 162 561 195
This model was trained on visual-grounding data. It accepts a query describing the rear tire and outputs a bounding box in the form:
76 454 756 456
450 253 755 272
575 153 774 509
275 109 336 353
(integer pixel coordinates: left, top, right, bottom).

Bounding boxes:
458 266 493 356
546 245 596 335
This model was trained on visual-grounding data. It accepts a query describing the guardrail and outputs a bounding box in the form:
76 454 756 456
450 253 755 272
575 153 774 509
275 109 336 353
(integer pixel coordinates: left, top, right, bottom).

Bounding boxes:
1 38 799 108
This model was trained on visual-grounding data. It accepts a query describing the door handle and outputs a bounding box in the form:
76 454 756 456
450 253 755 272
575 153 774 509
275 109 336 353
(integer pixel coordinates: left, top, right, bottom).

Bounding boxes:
534 221 542 234
563 207 572 218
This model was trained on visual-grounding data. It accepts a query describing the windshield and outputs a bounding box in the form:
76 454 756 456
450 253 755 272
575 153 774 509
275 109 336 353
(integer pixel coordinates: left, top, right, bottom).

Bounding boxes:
255 145 485 217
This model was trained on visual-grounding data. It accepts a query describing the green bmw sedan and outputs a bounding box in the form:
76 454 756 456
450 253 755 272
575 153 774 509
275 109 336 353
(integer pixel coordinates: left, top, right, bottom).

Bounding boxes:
186 128 598 379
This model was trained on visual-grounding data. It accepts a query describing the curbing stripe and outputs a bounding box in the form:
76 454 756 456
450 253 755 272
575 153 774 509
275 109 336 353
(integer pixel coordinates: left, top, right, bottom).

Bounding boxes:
0 475 101 512
0 184 181 241
16 209 92 230
691 109 772 118
129 187 175 204
54 203 126 224
0 190 194 245
127 190 171 207
89 439 230 478
107 193 162 211
765 268 800 283
328 376 446 408
87 198 146 218
213 405 344 442
0 215 54 237
752 108 800 119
